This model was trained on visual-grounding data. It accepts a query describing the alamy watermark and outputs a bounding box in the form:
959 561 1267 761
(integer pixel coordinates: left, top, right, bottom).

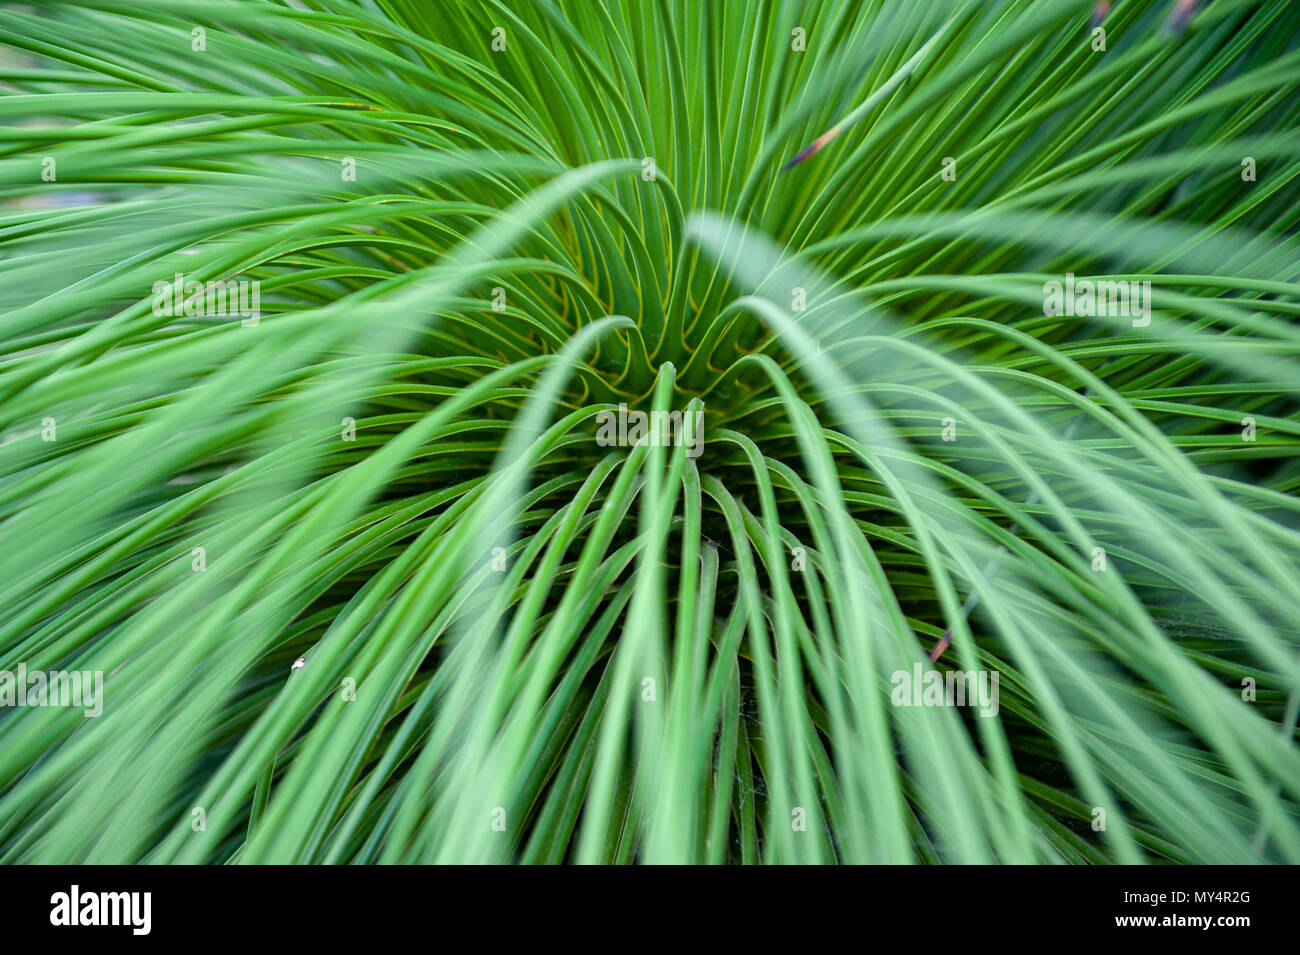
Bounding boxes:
890 662 999 718
50 885 150 935
0 663 103 717
595 403 704 458
152 272 260 326
1043 273 1151 327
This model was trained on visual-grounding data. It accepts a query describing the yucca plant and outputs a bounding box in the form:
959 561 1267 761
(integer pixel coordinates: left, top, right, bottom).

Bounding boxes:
0 0 1297 865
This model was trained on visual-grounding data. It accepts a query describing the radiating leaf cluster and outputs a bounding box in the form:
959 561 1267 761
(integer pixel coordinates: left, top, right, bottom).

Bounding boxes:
0 0 1298 863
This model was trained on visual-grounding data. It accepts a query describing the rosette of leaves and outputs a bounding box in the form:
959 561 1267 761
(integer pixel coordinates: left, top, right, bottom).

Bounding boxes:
0 0 1297 863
